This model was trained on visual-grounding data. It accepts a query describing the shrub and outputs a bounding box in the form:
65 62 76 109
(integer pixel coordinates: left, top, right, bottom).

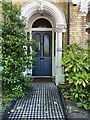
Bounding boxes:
1 1 35 107
62 43 90 110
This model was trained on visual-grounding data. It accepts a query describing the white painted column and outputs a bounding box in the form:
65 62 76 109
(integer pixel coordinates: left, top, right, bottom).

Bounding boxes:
52 31 55 76
29 30 32 75
55 25 65 85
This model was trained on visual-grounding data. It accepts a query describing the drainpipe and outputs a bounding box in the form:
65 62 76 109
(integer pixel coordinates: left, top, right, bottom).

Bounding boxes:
67 0 70 45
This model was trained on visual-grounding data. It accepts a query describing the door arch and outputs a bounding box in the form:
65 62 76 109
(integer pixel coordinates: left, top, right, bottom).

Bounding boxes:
21 0 67 85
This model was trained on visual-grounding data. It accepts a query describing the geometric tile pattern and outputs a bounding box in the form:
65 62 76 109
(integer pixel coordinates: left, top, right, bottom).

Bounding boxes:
4 83 65 119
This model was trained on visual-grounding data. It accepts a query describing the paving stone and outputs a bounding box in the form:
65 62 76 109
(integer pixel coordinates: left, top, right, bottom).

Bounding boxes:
65 100 90 119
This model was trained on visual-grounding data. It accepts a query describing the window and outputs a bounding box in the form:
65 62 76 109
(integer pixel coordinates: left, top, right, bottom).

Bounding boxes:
44 34 50 57
32 18 52 28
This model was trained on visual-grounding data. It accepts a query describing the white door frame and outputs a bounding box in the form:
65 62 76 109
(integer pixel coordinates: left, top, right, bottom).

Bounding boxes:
30 27 55 77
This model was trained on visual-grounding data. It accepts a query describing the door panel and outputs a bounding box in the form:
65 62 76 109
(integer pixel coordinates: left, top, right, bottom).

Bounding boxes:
32 31 52 76
34 33 41 56
43 34 50 57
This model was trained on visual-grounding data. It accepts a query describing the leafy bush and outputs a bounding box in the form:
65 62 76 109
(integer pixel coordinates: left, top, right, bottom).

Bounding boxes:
1 2 35 107
62 43 90 110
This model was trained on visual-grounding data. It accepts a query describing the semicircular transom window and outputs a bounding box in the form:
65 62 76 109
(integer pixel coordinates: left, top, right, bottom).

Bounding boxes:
32 18 52 28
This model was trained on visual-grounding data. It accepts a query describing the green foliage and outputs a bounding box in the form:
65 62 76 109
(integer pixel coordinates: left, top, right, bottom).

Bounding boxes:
1 1 35 107
62 43 90 110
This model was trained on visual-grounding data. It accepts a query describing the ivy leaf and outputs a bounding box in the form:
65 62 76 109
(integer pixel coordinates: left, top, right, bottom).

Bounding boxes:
66 106 72 113
30 105 33 108
54 102 58 104
83 82 86 87
16 106 22 110
73 66 76 72
75 94 78 98
37 104 40 106
10 109 14 112
85 80 88 84
74 110 79 113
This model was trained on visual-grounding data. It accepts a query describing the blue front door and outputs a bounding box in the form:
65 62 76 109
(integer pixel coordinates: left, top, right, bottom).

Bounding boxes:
32 31 52 76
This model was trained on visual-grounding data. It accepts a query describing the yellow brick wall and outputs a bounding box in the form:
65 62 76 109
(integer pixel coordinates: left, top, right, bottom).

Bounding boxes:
58 2 88 49
58 2 68 50
70 3 88 46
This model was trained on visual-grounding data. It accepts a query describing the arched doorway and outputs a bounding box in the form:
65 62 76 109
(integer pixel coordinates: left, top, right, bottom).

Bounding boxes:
21 0 67 85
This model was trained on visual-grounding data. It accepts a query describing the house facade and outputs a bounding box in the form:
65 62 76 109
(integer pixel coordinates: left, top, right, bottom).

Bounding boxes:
12 0 90 85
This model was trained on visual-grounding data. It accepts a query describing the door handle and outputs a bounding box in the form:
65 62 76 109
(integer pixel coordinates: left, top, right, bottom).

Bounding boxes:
39 42 40 50
40 57 44 60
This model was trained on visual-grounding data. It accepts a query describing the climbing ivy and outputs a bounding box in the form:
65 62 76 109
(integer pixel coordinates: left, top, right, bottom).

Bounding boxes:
62 43 90 110
1 1 35 107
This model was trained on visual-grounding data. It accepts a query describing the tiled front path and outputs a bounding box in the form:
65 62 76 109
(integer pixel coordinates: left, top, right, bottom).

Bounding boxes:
3 83 67 119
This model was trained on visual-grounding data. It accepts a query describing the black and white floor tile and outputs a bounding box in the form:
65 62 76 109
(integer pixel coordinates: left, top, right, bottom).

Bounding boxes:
4 83 65 119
